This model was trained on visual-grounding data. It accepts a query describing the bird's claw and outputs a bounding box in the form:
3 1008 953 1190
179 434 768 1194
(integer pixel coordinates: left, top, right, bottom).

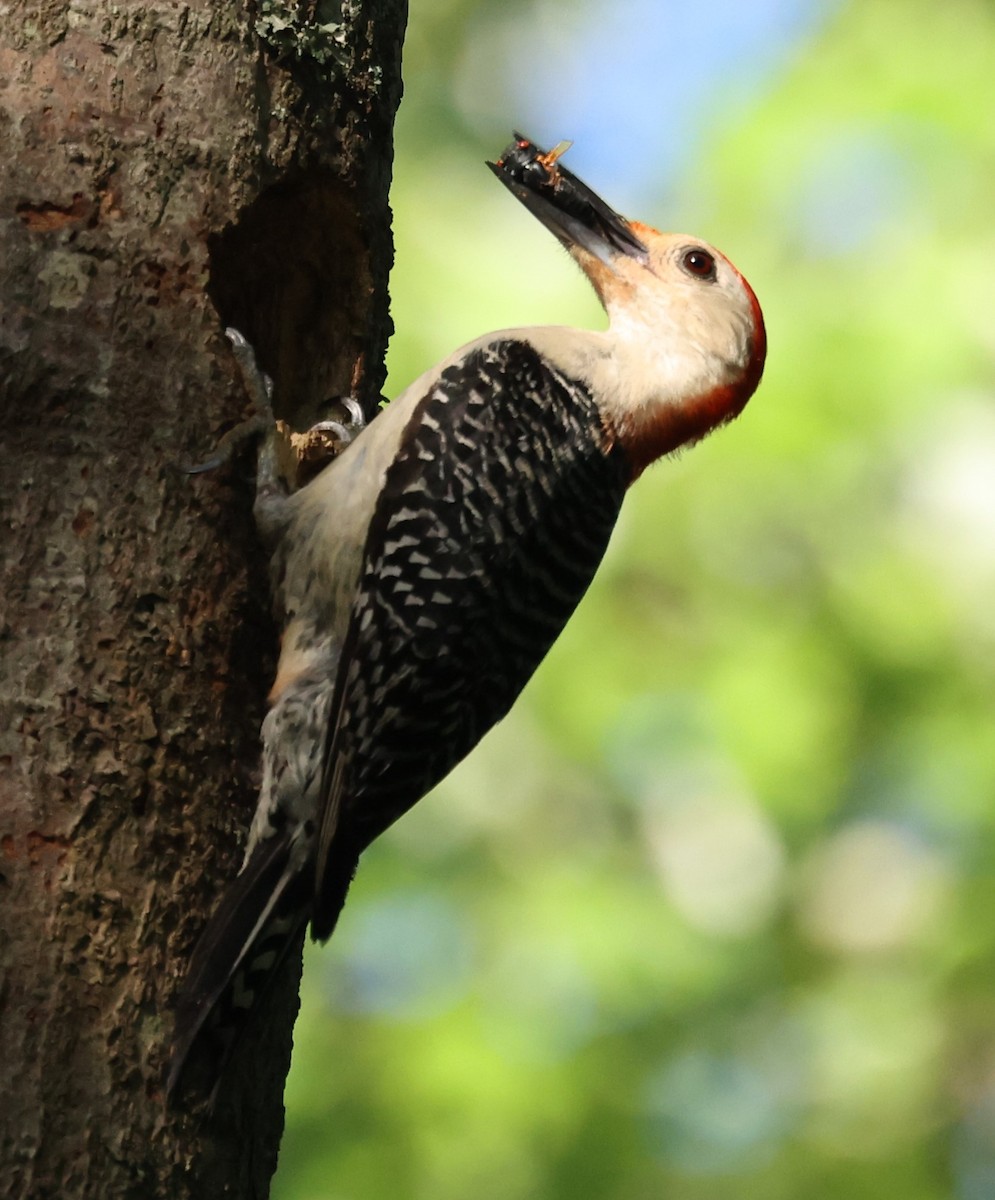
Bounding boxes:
224 328 275 420
182 412 272 475
185 329 368 479
307 395 366 447
183 329 275 474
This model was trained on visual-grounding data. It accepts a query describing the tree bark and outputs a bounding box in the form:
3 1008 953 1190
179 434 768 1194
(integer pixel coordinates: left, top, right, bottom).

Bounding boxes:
0 1 405 1196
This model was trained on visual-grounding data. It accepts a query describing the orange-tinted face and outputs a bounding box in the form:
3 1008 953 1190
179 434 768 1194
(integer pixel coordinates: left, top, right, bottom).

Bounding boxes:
490 136 765 478
568 224 766 476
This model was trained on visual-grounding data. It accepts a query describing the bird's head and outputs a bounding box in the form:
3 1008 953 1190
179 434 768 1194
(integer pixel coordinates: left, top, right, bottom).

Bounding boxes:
489 135 766 477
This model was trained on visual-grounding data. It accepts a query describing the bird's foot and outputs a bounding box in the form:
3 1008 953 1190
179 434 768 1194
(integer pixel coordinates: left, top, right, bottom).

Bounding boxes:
306 396 367 446
184 329 275 474
287 396 368 487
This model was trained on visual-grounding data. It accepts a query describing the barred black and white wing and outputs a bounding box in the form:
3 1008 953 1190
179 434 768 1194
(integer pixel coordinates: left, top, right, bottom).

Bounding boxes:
311 339 629 938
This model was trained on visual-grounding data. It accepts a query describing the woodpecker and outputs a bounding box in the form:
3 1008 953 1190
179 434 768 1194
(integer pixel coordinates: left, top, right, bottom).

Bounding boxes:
169 133 766 1097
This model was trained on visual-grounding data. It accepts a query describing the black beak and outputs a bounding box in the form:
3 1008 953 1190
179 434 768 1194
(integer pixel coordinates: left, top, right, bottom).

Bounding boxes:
487 132 649 267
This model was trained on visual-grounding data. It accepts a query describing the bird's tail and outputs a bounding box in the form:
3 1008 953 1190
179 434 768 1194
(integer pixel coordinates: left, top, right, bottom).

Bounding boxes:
167 828 311 1102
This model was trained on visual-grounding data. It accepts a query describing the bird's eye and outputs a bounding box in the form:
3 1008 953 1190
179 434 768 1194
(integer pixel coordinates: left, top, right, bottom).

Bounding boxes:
681 248 716 281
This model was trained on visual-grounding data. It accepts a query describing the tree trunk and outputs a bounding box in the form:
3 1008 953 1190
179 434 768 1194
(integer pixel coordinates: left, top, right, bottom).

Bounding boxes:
0 2 405 1196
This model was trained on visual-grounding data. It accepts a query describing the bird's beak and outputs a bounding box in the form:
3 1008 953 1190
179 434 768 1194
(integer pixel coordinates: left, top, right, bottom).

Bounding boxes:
488 133 649 268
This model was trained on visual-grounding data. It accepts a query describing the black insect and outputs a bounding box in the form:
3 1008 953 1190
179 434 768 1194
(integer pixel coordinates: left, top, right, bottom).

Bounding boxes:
488 132 648 261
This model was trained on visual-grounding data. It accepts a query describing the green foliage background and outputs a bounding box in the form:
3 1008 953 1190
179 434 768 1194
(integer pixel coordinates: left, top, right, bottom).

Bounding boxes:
276 1 995 1196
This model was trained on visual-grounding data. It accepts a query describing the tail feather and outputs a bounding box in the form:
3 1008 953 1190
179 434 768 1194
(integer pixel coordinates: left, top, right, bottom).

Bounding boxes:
167 828 311 1101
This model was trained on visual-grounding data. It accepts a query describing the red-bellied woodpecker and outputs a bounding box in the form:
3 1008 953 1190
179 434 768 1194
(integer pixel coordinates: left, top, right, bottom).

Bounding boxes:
169 134 766 1098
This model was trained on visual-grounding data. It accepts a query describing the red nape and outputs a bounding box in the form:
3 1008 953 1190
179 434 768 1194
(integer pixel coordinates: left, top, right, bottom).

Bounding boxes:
615 309 766 481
